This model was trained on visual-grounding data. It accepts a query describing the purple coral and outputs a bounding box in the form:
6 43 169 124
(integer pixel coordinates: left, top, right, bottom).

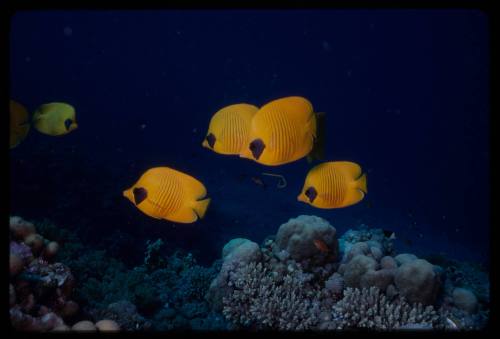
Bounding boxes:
10 241 33 264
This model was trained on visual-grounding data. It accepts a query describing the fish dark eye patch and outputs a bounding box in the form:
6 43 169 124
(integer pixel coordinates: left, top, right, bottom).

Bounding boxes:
64 119 73 130
249 139 265 160
133 187 148 205
305 186 317 203
206 133 216 148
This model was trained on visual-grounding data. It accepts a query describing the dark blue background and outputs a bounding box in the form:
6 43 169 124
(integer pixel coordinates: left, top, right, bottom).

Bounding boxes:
9 10 490 265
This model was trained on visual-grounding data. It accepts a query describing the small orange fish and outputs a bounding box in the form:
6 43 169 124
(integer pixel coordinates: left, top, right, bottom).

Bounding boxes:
313 239 329 253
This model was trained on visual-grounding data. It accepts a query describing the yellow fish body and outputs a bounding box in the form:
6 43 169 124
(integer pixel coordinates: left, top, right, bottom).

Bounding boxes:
32 102 78 136
202 103 258 155
10 100 31 149
297 161 367 209
239 96 318 166
123 167 211 223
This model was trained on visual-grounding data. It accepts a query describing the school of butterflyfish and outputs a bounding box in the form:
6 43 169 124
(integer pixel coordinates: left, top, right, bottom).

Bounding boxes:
10 96 367 223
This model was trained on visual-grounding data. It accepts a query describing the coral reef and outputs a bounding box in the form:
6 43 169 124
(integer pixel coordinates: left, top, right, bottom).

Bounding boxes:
206 238 262 312
338 224 395 259
144 239 166 271
328 287 440 329
9 216 117 332
394 259 442 305
209 216 489 331
273 215 339 267
10 214 489 331
222 261 334 330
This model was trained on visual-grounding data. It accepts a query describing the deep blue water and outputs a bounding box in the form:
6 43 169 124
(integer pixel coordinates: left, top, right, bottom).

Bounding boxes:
9 10 490 266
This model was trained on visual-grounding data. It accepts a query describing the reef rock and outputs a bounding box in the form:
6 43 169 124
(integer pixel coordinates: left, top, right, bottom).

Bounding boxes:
343 254 377 288
394 259 441 305
274 215 339 265
222 238 250 259
360 268 396 291
394 253 418 266
452 287 478 314
380 256 397 269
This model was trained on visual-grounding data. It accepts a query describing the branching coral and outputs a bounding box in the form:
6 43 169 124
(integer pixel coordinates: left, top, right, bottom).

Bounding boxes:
222 261 334 330
330 287 440 330
144 239 166 271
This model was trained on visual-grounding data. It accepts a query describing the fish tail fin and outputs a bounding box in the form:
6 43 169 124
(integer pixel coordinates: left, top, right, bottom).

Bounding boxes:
356 173 367 194
193 198 211 219
308 112 326 162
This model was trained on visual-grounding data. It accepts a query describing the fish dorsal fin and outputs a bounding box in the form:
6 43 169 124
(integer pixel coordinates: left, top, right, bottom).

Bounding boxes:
334 161 362 179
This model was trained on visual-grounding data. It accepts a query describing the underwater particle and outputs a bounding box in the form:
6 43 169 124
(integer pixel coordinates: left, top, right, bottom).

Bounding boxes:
322 40 331 52
140 124 147 130
25 56 31 63
63 26 73 37
192 127 197 133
